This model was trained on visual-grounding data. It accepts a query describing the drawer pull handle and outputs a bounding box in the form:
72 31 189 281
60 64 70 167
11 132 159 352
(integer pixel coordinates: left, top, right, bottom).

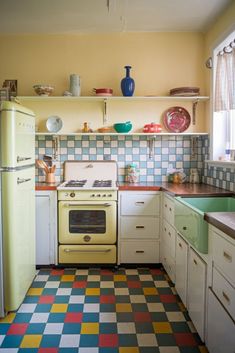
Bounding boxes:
136 250 144 253
178 242 182 248
136 225 145 229
164 227 166 231
183 226 187 230
135 201 145 205
168 232 171 237
223 251 232 262
193 259 197 265
169 208 172 211
64 248 111 253
164 204 167 208
222 291 230 304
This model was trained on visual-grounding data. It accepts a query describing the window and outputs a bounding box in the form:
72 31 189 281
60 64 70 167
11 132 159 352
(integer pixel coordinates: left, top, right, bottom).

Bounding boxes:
212 31 235 161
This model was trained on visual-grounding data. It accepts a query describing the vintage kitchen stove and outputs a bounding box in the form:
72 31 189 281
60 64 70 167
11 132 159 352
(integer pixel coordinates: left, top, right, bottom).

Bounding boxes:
57 161 118 265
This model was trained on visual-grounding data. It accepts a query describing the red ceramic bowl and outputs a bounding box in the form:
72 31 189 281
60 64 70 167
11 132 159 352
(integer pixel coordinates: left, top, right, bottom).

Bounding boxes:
143 123 162 133
93 88 113 96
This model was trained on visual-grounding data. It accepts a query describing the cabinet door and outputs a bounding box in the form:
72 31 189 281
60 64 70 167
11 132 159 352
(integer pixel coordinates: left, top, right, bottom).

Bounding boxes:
175 234 188 307
207 289 235 353
188 248 206 341
36 195 50 265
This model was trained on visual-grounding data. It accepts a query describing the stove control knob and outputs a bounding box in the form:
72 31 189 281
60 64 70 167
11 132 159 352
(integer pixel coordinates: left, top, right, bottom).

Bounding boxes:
65 193 69 197
91 194 95 197
108 194 112 197
96 194 101 197
102 194 107 197
70 192 75 198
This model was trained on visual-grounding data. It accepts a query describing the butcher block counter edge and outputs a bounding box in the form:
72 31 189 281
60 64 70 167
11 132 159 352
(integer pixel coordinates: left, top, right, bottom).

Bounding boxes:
36 182 60 191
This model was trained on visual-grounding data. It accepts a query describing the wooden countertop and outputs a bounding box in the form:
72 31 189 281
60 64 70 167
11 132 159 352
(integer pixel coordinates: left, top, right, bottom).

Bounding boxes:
118 182 233 196
35 182 60 191
205 212 235 240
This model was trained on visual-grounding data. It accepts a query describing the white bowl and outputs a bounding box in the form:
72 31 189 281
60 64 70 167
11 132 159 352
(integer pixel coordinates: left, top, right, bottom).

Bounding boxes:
33 84 54 96
46 116 63 133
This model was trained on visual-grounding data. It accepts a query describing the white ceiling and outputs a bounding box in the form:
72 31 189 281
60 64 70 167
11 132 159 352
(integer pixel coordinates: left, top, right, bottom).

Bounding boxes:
0 0 232 34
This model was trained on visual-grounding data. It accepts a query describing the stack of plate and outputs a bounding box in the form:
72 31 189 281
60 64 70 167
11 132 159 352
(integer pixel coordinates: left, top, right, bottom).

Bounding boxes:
169 87 200 96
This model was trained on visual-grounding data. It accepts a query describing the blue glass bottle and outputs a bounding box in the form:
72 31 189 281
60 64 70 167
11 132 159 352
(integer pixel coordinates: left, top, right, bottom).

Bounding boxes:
121 65 135 96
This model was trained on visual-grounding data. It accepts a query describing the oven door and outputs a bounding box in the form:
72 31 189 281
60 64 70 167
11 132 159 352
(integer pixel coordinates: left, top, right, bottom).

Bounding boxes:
59 200 117 244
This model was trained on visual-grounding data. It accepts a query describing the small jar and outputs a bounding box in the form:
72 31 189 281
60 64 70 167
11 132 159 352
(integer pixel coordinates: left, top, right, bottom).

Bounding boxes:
126 163 139 183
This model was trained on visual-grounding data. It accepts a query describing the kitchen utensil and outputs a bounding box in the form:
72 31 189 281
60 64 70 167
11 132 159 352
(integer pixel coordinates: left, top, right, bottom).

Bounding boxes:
169 87 200 96
163 106 191 133
143 123 162 133
43 155 52 167
46 116 63 133
33 84 54 96
113 121 132 133
93 88 113 96
36 159 49 173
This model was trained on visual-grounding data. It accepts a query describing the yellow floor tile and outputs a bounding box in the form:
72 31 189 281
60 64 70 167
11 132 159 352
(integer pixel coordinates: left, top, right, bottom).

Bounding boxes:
51 304 68 312
0 312 15 323
81 322 99 334
61 275 75 282
27 288 43 296
85 288 100 296
116 303 132 312
119 348 139 353
143 287 158 295
20 335 42 348
153 322 172 333
114 275 127 282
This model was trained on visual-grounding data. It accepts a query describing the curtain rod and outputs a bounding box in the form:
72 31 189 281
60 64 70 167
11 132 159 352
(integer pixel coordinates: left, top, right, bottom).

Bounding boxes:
218 39 235 55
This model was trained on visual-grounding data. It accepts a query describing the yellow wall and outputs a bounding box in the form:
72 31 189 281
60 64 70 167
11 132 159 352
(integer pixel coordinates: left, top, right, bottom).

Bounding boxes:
204 1 235 131
0 32 206 132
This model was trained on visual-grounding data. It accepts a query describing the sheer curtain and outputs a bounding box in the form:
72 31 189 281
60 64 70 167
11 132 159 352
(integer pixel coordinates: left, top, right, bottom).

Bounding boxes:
214 45 235 150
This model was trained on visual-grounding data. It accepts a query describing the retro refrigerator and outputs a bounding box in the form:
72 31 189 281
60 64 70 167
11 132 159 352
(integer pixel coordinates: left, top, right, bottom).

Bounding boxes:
0 101 35 317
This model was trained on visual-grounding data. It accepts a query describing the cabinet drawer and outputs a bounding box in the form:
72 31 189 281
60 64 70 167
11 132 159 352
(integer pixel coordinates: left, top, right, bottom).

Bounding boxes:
120 240 159 263
162 219 176 258
59 245 116 264
207 288 235 353
212 231 235 285
120 193 160 216
120 216 159 239
163 194 174 225
213 267 235 321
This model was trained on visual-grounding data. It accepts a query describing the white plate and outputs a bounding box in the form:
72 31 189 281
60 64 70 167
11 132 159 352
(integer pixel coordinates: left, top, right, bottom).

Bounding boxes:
46 116 63 133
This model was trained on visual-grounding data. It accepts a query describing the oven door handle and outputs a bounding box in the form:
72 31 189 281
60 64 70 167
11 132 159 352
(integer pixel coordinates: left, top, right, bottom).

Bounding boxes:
66 203 112 207
64 248 112 253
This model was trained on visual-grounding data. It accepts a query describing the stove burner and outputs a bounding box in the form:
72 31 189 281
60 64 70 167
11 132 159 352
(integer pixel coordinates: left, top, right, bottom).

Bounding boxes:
65 180 87 187
93 180 112 188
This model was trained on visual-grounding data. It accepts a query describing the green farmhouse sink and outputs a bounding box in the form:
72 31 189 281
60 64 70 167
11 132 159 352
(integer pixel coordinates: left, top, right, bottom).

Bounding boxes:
174 197 235 254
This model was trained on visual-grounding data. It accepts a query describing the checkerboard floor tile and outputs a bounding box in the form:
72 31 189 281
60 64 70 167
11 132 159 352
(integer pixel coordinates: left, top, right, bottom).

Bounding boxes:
0 267 208 352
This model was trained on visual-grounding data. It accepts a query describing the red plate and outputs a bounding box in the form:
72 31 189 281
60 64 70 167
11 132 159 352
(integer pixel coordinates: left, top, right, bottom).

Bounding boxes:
163 106 191 133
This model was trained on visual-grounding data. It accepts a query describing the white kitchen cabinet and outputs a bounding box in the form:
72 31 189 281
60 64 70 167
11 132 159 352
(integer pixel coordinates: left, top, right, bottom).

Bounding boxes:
36 190 57 265
175 233 188 307
206 225 235 352
161 193 176 283
118 191 160 264
188 248 206 341
207 288 235 353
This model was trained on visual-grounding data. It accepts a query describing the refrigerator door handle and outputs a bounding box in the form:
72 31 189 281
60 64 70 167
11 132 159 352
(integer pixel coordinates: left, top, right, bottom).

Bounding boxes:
17 177 31 184
17 156 32 162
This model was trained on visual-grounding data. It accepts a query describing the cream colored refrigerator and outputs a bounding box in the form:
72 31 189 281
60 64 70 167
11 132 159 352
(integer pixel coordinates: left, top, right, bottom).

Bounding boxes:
0 101 35 317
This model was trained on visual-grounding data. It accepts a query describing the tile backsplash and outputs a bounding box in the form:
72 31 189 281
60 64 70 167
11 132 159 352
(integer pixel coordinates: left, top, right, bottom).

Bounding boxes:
35 134 207 183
